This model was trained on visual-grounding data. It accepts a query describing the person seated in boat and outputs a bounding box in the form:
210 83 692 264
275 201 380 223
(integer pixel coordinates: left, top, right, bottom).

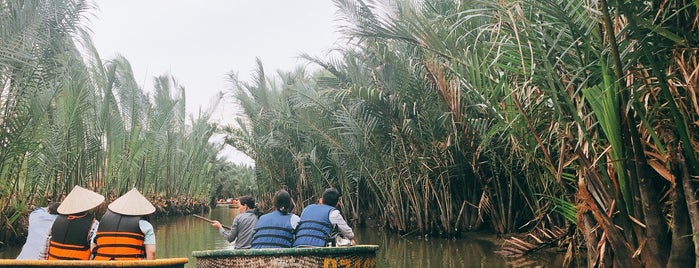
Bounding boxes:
16 202 61 260
251 189 300 248
47 185 105 260
92 188 157 260
293 188 356 247
210 195 260 249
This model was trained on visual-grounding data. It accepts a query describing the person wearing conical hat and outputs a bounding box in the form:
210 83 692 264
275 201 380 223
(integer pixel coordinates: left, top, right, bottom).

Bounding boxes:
47 185 105 260
91 188 157 260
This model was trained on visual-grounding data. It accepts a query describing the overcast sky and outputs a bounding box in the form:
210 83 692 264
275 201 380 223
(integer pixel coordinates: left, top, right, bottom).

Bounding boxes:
87 1 344 165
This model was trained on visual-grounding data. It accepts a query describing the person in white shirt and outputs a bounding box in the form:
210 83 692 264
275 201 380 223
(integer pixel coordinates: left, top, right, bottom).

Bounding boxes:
293 188 356 247
16 203 60 260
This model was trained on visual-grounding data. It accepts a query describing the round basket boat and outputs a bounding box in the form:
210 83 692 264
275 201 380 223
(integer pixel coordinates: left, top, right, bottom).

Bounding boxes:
192 245 379 268
0 258 189 268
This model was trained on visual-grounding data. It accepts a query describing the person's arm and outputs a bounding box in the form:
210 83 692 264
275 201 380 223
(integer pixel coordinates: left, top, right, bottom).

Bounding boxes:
329 210 356 245
211 220 223 229
90 221 97 253
89 220 99 242
89 220 100 257
41 217 52 259
144 244 156 260
290 214 300 229
212 217 239 243
140 220 156 259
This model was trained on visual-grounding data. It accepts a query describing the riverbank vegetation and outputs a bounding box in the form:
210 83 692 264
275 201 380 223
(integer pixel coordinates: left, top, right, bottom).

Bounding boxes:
224 0 698 266
0 0 242 245
1 0 697 266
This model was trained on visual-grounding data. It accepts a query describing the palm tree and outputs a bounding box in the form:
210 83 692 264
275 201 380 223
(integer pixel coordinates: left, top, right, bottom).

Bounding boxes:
224 0 698 266
335 0 698 266
0 0 239 243
0 0 93 242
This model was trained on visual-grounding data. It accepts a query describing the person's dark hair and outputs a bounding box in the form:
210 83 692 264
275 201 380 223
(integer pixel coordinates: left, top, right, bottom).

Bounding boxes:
238 196 255 209
239 195 261 217
273 190 293 214
47 202 61 214
322 188 342 207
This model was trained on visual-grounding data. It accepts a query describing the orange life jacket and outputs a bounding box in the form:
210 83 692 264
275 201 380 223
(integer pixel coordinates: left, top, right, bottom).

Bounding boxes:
47 214 94 260
92 210 145 260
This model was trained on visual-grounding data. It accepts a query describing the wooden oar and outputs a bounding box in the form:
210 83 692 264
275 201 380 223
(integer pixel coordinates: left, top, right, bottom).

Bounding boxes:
193 214 231 230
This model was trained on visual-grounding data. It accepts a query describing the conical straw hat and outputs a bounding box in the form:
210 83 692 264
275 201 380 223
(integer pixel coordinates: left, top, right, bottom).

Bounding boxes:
57 185 105 215
108 188 155 216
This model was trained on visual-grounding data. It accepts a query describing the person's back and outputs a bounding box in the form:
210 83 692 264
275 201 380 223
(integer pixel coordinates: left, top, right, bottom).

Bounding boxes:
16 204 59 260
293 188 356 247
251 210 296 248
228 210 258 248
48 213 95 260
211 196 259 249
251 190 299 248
293 203 335 247
47 185 104 260
92 210 146 260
92 188 157 260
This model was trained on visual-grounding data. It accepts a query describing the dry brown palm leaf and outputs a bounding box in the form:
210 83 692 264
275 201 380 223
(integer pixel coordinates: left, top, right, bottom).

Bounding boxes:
527 232 544 244
496 225 571 257
504 256 540 267
647 158 674 183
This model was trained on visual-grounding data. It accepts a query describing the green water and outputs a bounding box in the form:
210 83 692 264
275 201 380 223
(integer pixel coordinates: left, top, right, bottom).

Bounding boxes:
1 207 570 267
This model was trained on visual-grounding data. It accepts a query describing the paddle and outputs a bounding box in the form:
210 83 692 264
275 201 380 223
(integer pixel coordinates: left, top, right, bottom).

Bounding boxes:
193 214 231 230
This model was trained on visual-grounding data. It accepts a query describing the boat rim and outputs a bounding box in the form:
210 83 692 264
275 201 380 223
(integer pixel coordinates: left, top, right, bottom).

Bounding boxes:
192 245 379 257
0 257 189 267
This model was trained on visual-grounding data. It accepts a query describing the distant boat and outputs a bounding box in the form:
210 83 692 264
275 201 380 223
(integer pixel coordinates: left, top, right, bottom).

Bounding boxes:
0 258 188 268
215 198 239 208
192 245 378 268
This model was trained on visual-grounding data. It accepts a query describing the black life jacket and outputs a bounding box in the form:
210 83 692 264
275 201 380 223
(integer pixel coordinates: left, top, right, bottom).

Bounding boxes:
47 214 94 260
92 210 145 260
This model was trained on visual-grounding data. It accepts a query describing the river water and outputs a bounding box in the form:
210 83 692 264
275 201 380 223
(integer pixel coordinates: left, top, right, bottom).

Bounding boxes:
1 207 570 267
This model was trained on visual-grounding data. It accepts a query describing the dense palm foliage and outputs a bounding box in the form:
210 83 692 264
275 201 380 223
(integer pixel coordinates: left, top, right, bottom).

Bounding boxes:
225 0 698 266
0 0 242 244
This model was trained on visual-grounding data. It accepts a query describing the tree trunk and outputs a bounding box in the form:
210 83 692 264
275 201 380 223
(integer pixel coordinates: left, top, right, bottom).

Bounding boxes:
679 154 699 267
636 165 670 267
580 211 601 267
579 178 639 267
667 157 695 268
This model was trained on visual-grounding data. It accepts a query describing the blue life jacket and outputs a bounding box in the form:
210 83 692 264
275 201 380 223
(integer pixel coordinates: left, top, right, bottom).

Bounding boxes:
292 204 335 247
251 210 295 248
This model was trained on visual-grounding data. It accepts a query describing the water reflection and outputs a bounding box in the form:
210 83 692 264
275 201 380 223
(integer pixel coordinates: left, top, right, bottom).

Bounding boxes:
152 206 238 266
358 227 567 267
1 207 569 267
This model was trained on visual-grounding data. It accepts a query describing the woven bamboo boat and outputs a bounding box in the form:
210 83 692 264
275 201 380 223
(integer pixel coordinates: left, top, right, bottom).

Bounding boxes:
192 245 379 268
0 258 188 268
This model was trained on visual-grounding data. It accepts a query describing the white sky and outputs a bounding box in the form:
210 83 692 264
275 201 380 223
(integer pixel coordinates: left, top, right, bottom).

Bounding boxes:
86 0 343 165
